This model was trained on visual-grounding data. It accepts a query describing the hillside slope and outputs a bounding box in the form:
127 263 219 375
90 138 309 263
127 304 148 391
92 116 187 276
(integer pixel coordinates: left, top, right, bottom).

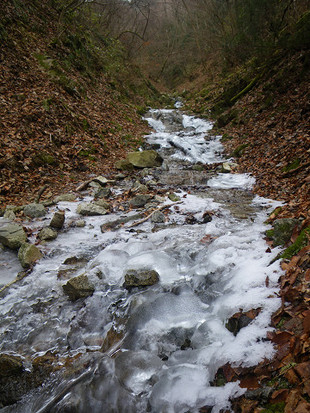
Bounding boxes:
0 0 161 207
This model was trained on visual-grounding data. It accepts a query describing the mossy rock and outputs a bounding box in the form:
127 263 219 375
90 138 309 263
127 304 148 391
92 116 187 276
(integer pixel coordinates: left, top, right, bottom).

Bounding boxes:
62 274 95 301
272 218 300 247
280 227 310 261
18 243 42 268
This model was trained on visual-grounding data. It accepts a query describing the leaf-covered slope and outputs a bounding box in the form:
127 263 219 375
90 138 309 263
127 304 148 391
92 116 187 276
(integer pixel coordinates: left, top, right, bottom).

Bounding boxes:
0 0 160 206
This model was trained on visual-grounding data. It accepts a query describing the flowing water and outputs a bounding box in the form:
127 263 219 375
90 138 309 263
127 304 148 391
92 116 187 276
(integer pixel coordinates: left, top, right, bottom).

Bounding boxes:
0 108 283 412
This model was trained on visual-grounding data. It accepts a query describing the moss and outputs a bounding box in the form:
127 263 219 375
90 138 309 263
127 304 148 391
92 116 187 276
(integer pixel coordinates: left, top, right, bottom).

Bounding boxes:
266 229 274 239
33 153 57 166
231 143 248 158
282 159 300 173
261 401 285 412
279 227 310 261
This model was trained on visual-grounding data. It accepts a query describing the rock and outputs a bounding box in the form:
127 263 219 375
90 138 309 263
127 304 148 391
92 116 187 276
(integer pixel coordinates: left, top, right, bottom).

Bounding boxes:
23 203 46 218
91 175 109 186
50 210 65 229
225 309 261 336
62 274 95 301
55 193 76 202
76 219 86 227
94 187 111 199
168 192 180 202
202 211 213 223
115 159 134 171
115 173 126 180
0 221 27 250
127 150 163 168
76 202 108 216
129 194 152 208
18 243 42 268
3 210 16 220
272 218 300 247
124 269 160 288
221 162 238 173
132 181 148 194
38 227 58 241
0 354 23 377
93 199 110 210
151 211 166 223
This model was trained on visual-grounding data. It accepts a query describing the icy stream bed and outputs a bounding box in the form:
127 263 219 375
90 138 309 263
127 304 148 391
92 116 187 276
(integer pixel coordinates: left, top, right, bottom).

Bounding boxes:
0 108 283 412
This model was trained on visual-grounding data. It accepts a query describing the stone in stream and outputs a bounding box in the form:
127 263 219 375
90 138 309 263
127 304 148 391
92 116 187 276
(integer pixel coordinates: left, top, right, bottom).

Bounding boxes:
0 354 23 377
0 221 27 250
23 203 46 218
76 202 108 216
94 187 111 199
221 162 238 173
18 243 42 268
3 209 16 220
38 227 58 241
101 214 142 232
50 210 65 229
124 269 160 289
126 150 163 168
129 194 152 208
151 211 166 223
168 192 180 202
62 274 95 301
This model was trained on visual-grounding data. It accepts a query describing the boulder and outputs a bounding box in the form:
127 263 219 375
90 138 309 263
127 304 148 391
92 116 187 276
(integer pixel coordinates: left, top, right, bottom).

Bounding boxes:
0 221 27 250
93 199 110 210
23 203 46 218
50 210 65 229
124 269 160 289
18 243 42 268
3 210 16 220
62 274 95 301
151 211 166 223
272 218 300 247
129 195 152 208
76 202 108 216
0 354 23 377
38 227 58 241
126 150 163 168
115 159 134 171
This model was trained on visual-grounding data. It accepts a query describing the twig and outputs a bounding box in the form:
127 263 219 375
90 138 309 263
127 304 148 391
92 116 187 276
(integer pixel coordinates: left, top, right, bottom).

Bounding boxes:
128 202 182 228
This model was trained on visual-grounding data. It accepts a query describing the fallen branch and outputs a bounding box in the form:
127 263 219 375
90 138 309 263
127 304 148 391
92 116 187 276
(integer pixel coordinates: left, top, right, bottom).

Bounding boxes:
128 201 182 228
35 185 48 203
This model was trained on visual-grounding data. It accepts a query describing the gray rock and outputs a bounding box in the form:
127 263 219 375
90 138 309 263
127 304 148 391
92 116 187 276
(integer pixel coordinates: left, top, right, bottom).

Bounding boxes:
55 193 76 202
132 182 148 194
18 243 42 268
115 159 134 171
272 218 300 247
91 175 109 186
76 202 108 216
38 227 58 241
129 195 152 208
94 187 111 199
127 150 163 168
23 203 46 218
76 219 86 228
151 211 166 223
93 199 110 210
3 210 16 220
50 210 65 229
124 269 160 289
62 274 95 301
0 354 23 377
0 221 27 250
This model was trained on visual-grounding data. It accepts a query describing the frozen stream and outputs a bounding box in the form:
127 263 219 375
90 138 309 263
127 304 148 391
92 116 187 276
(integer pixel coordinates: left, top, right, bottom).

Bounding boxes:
0 108 283 412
